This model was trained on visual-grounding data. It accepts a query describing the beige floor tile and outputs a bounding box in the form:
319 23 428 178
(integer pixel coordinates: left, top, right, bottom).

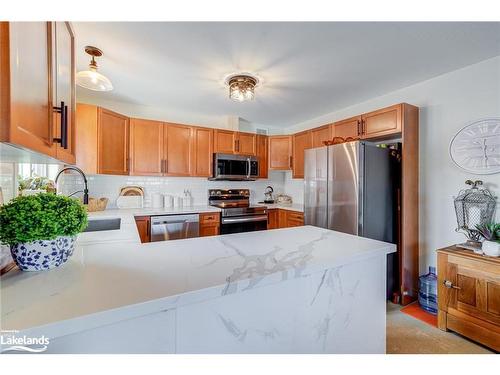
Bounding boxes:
386 302 494 354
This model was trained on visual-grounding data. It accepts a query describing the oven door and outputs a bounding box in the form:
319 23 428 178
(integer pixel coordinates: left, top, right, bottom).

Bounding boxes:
220 215 268 234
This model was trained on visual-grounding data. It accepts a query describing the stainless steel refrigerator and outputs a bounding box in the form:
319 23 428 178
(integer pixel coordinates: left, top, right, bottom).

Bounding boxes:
304 141 400 298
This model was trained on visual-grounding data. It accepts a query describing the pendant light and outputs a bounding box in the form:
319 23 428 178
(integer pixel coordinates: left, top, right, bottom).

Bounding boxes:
76 46 113 92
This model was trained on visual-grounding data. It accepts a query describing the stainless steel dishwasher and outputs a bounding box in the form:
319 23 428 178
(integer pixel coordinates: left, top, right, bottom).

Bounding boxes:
150 214 200 242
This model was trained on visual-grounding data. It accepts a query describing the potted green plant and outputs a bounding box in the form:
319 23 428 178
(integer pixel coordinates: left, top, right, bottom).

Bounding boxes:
0 193 88 271
476 223 500 257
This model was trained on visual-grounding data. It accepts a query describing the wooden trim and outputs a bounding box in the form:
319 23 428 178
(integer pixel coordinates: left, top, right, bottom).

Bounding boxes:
400 103 419 305
0 22 10 140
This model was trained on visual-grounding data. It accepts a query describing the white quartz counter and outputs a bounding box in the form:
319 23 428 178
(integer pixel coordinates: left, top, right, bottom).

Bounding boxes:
1 220 394 340
255 203 304 212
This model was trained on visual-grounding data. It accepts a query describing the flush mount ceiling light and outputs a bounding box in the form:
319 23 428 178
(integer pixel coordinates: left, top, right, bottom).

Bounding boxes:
225 73 259 102
76 46 113 92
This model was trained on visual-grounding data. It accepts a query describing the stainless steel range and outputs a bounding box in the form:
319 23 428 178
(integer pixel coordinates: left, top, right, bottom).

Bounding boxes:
208 189 268 234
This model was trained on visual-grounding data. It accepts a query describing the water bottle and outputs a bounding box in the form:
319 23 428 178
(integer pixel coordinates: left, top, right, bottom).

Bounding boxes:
418 266 438 315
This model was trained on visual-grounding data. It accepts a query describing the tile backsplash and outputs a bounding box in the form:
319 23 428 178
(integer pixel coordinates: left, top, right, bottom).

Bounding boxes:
59 171 304 208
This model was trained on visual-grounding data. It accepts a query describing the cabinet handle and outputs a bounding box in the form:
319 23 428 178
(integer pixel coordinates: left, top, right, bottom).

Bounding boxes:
53 101 68 149
443 280 460 290
289 155 293 168
235 139 239 152
362 119 366 135
357 119 361 136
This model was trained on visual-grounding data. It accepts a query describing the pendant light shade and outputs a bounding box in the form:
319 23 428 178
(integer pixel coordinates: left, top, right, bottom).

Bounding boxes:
76 46 113 92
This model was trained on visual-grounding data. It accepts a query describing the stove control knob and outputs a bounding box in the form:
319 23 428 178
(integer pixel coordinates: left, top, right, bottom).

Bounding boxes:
216 190 221 195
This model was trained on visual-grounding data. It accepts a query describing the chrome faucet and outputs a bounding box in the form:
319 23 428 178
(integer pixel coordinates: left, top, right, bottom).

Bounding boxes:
55 166 89 204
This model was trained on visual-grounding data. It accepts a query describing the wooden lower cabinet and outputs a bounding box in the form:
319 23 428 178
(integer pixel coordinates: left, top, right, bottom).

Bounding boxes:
199 212 220 237
267 209 279 229
134 216 150 243
268 209 304 229
437 246 500 351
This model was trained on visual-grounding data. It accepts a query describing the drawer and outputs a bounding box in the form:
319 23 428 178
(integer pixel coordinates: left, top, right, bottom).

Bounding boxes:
287 211 304 221
200 212 220 224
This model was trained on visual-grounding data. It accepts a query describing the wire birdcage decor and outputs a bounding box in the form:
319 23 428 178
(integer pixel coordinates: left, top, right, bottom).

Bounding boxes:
454 180 496 250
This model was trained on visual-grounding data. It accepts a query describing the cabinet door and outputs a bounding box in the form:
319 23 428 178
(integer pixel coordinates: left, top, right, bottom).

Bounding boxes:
292 130 312 178
311 124 333 148
98 108 129 175
361 104 402 139
213 129 236 154
333 116 361 140
164 123 193 176
192 127 213 177
268 136 292 170
129 118 164 176
52 22 76 164
75 103 98 174
237 132 256 155
134 216 150 243
199 213 220 237
256 134 268 178
439 254 500 326
278 209 289 228
3 22 55 157
267 209 278 229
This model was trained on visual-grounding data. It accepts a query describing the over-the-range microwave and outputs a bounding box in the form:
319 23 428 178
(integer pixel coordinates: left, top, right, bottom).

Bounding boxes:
209 153 258 181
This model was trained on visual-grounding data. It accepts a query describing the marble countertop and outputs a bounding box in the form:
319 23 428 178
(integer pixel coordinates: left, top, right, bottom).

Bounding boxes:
1 216 395 337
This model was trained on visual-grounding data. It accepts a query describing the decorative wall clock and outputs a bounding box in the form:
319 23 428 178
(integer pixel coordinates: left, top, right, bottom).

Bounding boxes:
450 118 500 175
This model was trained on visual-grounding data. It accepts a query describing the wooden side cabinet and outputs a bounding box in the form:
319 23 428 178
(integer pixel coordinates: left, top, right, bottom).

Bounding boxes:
199 212 220 237
134 216 151 243
256 134 268 178
437 246 500 351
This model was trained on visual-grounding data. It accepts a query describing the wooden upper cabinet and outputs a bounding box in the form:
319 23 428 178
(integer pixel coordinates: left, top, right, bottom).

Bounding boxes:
256 134 268 178
333 116 361 139
164 123 193 176
237 132 256 155
1 22 55 157
129 118 164 176
361 104 402 139
192 126 213 177
292 130 312 178
268 135 292 170
98 108 129 175
52 22 76 165
311 124 333 148
75 103 98 174
213 129 236 154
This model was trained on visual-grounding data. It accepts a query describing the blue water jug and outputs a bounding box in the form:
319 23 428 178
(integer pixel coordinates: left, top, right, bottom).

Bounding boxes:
418 266 438 315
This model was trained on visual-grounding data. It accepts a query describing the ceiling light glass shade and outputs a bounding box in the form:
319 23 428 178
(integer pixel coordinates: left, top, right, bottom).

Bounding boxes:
76 66 113 92
227 75 258 102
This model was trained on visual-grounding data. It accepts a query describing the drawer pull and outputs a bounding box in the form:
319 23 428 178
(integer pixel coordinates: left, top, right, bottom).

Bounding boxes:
443 280 460 290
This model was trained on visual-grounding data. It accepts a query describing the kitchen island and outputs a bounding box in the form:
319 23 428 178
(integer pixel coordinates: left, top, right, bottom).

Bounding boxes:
1 219 395 354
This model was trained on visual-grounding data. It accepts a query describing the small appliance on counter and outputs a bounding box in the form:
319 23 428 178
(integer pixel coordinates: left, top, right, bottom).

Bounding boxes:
263 186 274 203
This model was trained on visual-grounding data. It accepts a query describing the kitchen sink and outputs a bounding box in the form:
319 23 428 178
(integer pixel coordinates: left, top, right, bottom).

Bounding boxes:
83 218 121 232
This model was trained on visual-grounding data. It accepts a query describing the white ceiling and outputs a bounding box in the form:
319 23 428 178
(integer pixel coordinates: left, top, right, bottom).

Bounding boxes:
73 22 500 128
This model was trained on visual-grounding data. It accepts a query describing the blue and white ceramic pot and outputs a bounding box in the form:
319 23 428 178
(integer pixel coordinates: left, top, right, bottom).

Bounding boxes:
10 236 77 271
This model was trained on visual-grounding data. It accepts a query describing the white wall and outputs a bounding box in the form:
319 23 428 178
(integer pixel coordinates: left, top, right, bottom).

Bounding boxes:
288 56 500 273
